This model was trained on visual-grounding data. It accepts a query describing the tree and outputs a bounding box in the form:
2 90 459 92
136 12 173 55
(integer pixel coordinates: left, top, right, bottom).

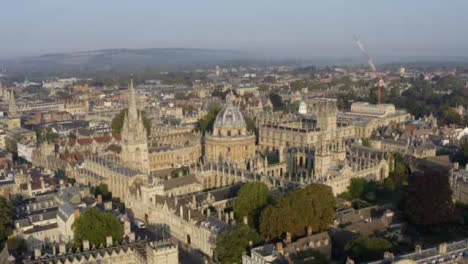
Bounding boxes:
453 143 468 167
345 235 392 262
195 106 221 136
73 207 123 247
404 170 456 227
36 127 59 144
390 153 409 186
269 93 284 111
244 116 256 133
215 225 262 264
362 139 371 147
174 92 188 100
259 184 334 239
182 104 195 115
111 108 151 136
0 198 12 246
234 183 269 229
92 184 112 201
349 178 367 199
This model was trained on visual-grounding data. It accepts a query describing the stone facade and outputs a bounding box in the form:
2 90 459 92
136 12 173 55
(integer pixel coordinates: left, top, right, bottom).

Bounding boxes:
205 102 255 169
23 237 178 264
120 80 150 174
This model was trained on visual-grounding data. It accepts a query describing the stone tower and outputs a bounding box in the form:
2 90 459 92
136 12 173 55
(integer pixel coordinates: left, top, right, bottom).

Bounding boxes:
120 79 150 174
8 90 18 118
309 99 337 132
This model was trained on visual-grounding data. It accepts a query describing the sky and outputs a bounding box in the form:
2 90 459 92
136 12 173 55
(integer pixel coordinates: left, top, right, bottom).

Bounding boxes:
1 0 468 60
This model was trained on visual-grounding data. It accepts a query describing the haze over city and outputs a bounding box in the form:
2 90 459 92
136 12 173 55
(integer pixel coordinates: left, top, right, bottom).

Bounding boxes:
2 0 468 61
1 2 468 264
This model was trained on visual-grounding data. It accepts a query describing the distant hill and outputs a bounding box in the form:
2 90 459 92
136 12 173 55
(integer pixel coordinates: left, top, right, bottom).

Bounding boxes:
3 48 251 74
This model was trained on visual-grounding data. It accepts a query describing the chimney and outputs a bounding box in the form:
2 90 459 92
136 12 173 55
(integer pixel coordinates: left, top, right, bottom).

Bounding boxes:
59 243 66 255
276 242 283 255
128 232 135 242
438 243 447 254
83 240 90 251
243 216 248 225
73 208 80 220
415 244 422 254
34 247 41 259
285 232 292 244
106 236 113 247
383 252 394 261
97 194 103 203
306 226 313 236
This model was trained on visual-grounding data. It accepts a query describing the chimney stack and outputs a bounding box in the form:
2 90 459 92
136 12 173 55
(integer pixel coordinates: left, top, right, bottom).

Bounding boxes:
415 244 422 254
383 252 394 261
128 232 135 242
276 242 283 255
59 243 66 255
285 232 292 244
34 247 41 259
438 243 447 254
73 208 80 220
106 236 113 247
83 240 90 251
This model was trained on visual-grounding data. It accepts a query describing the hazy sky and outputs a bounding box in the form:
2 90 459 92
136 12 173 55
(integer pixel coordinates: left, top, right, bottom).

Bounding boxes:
2 0 468 60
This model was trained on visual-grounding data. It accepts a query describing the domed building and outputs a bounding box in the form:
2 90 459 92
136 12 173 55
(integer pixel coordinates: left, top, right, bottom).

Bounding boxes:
205 102 256 169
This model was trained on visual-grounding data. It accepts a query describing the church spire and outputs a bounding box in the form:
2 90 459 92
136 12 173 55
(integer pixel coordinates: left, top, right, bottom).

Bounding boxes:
128 79 138 121
8 90 18 118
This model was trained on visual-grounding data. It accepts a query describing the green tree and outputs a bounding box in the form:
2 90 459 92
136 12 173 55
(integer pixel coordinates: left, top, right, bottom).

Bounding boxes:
345 235 392 262
174 92 188 100
269 93 284 111
259 184 334 239
215 225 262 264
244 116 256 133
349 178 367 199
0 198 12 246
73 207 123 247
195 106 221 136
404 170 456 227
111 108 151 136
453 143 468 167
390 153 410 186
234 183 269 229
92 184 112 201
36 127 60 143
290 80 305 91
362 139 371 147
182 104 195 115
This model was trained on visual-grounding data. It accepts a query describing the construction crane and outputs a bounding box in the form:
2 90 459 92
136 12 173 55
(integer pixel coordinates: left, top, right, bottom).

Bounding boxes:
353 34 384 104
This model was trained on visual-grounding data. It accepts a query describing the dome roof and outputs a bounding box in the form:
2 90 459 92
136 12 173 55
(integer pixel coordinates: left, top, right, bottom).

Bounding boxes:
214 104 246 127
